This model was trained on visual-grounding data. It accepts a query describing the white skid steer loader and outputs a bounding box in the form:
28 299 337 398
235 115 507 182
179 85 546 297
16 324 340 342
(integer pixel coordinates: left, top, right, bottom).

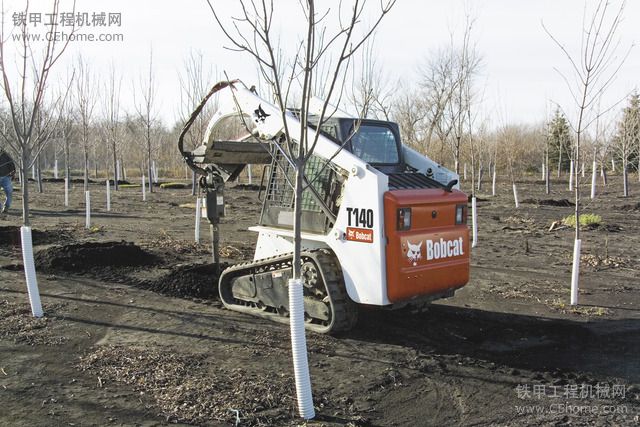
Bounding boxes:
178 80 470 334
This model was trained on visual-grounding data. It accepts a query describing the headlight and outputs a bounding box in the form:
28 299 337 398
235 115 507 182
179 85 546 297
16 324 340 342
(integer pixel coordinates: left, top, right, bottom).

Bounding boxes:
455 204 466 225
397 207 411 230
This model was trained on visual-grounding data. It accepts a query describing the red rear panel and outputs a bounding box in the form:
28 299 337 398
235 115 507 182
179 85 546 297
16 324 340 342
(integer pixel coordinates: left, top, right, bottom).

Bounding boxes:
384 189 470 303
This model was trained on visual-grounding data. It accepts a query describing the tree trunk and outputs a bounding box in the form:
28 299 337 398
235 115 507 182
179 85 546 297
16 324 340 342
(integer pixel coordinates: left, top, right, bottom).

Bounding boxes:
64 136 71 184
83 145 89 192
147 136 154 193
292 163 304 280
622 157 628 197
112 143 119 190
545 163 550 195
21 149 31 226
557 147 562 178
36 154 43 193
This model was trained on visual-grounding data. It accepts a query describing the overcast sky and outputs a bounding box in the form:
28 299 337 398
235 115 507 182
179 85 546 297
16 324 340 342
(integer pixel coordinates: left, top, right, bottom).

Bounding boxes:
3 0 638 128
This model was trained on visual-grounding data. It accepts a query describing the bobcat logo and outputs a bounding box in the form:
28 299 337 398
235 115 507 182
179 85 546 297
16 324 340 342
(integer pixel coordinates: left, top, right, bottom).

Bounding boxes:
406 240 422 266
254 104 270 123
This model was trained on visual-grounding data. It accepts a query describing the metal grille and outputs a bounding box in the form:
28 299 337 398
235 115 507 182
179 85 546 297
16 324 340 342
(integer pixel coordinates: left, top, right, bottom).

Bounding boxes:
388 173 443 190
265 150 295 208
301 156 332 212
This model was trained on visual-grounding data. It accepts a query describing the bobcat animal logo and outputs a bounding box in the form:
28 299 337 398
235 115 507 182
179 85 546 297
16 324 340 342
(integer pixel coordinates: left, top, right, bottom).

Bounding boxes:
254 104 270 123
406 240 422 266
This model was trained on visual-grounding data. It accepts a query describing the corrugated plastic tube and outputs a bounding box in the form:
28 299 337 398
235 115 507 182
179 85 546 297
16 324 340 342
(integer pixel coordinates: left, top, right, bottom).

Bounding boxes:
64 177 69 207
21 226 43 317
570 239 581 306
195 197 201 243
85 191 91 229
471 196 478 248
288 278 315 419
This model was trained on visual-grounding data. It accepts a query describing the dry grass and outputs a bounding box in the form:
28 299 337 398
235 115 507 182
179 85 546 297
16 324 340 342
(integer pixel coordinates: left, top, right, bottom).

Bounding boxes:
78 345 297 426
546 298 611 316
0 300 66 345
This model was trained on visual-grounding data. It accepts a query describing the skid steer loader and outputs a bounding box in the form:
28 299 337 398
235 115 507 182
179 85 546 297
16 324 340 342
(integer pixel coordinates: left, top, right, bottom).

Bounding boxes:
178 80 470 334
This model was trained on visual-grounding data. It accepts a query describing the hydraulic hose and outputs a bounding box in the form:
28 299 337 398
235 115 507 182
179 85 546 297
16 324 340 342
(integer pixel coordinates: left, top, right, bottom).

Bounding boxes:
178 80 238 176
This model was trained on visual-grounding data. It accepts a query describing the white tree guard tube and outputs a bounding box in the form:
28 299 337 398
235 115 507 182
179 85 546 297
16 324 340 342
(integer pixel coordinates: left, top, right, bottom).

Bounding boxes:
288 278 315 419
21 226 43 317
106 180 111 212
123 166 127 181
85 191 91 229
570 239 582 305
64 177 69 207
591 161 597 199
611 158 615 172
54 160 59 179
512 183 519 208
116 160 121 181
152 161 158 184
569 161 574 190
142 174 146 201
248 164 253 185
581 162 585 178
31 165 36 180
471 196 478 248
463 163 467 181
541 163 545 181
492 170 496 196
195 197 201 243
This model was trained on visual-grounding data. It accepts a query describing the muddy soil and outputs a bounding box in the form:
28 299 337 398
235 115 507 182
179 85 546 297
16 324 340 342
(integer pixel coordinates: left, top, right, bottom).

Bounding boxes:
1 175 639 426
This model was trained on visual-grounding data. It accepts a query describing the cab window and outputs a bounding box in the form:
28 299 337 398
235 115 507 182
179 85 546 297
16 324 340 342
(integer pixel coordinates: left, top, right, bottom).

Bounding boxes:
350 125 400 164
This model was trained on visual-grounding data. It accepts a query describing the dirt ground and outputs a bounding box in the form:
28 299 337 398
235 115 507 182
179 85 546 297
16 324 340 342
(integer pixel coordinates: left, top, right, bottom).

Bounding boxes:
1 174 639 426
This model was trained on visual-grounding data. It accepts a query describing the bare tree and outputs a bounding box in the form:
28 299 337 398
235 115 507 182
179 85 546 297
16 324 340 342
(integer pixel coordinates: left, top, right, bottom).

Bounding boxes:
74 55 98 192
178 49 215 195
0 0 75 224
391 85 428 151
545 0 630 304
613 92 639 196
104 62 122 190
134 49 158 193
448 17 480 176
347 37 393 120
417 17 480 172
206 0 395 418
418 46 457 158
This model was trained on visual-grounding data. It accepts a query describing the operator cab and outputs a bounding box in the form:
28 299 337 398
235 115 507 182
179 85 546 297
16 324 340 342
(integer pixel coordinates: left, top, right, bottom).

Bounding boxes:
308 115 451 191
308 116 405 174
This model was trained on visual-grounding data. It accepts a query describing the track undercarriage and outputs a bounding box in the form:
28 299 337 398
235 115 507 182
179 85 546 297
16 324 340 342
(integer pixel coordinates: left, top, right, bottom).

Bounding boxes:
218 249 358 334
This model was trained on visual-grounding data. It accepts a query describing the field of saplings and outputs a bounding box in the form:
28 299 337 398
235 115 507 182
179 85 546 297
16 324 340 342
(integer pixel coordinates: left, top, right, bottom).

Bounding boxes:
1 174 639 426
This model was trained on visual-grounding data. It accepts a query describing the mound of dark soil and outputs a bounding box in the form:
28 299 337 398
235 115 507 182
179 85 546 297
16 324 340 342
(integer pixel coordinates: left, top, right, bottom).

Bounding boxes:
35 241 159 271
617 202 640 211
588 223 623 233
41 178 96 184
0 263 23 271
139 263 223 299
233 183 265 191
0 226 72 247
522 198 574 207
